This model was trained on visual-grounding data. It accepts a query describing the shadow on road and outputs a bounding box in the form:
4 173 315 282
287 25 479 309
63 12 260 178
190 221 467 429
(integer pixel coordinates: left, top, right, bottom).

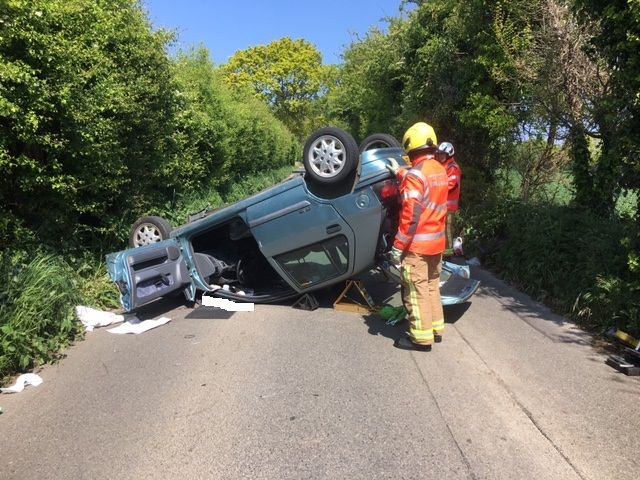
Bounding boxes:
362 301 474 342
471 267 596 348
130 268 477 340
132 296 188 321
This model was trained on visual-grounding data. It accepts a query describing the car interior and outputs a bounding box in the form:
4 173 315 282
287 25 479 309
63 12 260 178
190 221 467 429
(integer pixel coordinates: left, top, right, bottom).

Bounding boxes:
189 217 293 297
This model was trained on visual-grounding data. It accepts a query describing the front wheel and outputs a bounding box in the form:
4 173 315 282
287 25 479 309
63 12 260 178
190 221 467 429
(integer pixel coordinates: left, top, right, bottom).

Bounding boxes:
303 127 359 184
129 215 173 248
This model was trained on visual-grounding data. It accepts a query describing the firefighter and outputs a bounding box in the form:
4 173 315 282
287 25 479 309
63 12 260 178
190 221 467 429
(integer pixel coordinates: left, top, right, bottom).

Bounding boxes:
386 122 448 351
438 141 462 254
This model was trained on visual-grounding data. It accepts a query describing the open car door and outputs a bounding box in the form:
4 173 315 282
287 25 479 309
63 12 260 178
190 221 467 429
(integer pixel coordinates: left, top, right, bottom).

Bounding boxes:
106 239 191 312
378 259 480 305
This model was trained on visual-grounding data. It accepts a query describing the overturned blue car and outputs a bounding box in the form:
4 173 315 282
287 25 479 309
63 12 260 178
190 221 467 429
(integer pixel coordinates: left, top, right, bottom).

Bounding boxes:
106 128 479 312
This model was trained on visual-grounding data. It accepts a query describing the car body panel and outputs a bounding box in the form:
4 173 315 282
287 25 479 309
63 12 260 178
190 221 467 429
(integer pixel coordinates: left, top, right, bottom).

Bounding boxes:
170 176 306 238
378 259 481 306
329 186 384 275
440 272 480 306
358 147 406 187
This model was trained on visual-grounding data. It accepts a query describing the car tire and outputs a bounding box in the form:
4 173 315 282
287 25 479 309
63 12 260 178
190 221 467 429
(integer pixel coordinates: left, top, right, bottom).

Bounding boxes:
303 127 359 184
359 133 401 152
129 215 173 248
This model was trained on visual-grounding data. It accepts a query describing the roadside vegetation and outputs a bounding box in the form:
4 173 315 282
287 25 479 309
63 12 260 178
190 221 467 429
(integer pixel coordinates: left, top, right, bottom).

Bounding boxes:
324 0 639 338
1 0 638 380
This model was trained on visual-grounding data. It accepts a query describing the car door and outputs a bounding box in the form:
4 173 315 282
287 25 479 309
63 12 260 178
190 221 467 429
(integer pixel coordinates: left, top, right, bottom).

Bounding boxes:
246 185 356 292
106 239 192 311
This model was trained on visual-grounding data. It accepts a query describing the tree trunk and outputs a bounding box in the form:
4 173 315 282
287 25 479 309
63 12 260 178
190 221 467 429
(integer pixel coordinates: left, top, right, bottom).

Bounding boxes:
570 125 594 208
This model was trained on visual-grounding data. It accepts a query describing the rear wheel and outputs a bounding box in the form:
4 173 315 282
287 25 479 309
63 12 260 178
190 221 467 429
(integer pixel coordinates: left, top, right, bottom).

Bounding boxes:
303 127 359 184
359 133 401 152
129 215 172 248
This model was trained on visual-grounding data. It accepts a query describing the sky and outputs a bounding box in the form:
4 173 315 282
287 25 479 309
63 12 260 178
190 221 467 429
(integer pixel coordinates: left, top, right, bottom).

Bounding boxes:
142 0 410 65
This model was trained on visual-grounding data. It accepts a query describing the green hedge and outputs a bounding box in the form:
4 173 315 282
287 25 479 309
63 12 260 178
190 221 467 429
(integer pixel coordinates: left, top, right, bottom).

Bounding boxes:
1 2 300 253
467 199 640 336
164 49 299 196
0 0 177 250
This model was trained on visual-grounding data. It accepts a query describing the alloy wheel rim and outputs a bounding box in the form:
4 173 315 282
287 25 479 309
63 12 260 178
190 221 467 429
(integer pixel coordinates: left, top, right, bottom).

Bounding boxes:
308 135 346 178
133 223 163 247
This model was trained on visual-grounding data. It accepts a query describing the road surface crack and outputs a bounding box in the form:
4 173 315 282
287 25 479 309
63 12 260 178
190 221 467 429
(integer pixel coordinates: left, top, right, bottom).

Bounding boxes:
452 324 589 480
410 353 478 480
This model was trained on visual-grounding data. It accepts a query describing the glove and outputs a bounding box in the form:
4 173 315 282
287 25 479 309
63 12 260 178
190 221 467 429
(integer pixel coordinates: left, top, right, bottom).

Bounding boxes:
386 158 400 176
390 246 403 265
453 237 464 256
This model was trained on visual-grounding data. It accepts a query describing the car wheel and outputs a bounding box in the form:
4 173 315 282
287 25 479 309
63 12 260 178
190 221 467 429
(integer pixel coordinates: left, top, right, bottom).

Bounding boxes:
129 215 173 248
303 127 359 184
359 133 401 152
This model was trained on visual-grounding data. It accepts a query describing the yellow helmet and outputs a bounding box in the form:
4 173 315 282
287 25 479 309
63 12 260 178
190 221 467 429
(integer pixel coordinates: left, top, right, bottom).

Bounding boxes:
402 122 438 154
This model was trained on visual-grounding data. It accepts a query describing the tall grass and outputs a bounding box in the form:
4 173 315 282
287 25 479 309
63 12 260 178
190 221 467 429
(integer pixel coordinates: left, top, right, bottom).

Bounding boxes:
74 256 121 310
0 254 83 378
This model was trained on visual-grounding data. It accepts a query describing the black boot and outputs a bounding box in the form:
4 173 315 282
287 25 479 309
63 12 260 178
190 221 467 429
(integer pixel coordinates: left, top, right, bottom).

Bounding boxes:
434 335 443 343
394 337 432 351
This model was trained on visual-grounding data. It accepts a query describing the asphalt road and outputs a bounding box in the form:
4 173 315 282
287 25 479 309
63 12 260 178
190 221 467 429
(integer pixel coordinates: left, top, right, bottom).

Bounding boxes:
1 267 639 480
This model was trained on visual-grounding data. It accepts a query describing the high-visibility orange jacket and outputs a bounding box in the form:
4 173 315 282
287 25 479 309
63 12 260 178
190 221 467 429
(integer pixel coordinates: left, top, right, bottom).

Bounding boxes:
394 154 448 255
444 156 461 212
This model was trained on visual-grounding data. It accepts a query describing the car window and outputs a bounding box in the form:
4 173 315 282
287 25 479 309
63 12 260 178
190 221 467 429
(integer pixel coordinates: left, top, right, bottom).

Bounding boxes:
274 235 349 287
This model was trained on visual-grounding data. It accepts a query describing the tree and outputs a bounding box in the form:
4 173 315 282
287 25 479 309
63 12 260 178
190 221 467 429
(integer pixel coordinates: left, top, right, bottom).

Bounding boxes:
220 37 329 139
326 22 407 141
331 0 521 172
493 0 611 204
571 0 640 303
572 0 640 215
373 0 521 175
155 47 300 204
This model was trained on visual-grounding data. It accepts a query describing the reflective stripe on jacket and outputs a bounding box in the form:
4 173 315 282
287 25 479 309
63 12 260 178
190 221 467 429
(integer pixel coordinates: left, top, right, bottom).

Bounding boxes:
444 157 461 212
393 154 448 255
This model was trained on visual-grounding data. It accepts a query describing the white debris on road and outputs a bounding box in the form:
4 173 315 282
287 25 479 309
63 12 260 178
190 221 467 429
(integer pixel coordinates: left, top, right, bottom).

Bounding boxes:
202 296 254 312
107 316 171 335
75 306 124 332
1 374 43 394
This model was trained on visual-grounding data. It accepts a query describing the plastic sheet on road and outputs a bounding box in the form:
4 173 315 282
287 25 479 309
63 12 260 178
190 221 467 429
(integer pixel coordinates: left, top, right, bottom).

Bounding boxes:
107 317 171 335
76 306 124 331
202 296 254 312
1 374 43 394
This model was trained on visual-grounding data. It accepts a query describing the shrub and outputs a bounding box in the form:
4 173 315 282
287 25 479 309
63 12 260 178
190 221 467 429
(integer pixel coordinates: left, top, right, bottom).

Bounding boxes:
136 49 301 232
0 8 301 254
